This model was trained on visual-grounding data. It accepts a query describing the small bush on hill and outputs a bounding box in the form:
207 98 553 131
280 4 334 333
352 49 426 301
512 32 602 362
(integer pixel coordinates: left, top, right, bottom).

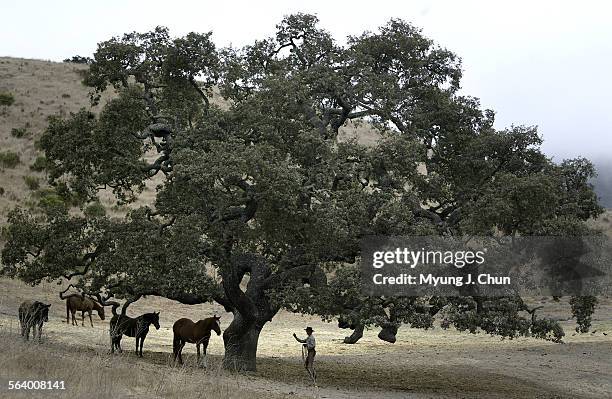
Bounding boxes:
63 55 92 64
37 189 67 213
23 176 40 190
30 156 48 172
0 151 20 168
84 202 106 218
0 92 15 106
11 127 28 138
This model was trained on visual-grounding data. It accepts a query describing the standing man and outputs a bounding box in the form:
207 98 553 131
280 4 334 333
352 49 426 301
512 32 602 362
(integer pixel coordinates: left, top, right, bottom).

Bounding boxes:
293 326 316 383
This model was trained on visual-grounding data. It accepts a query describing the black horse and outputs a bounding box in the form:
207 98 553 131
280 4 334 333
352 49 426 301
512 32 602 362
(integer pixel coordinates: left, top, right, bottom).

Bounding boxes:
110 311 160 357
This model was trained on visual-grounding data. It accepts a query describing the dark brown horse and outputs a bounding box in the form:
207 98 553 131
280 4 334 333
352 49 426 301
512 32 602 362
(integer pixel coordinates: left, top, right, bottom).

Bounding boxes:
18 300 51 341
173 315 221 367
110 311 160 357
64 294 105 327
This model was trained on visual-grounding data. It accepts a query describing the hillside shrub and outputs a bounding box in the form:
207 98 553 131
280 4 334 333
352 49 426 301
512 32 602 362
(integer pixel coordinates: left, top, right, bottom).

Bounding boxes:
11 127 28 138
0 151 20 168
84 202 106 218
63 55 92 64
30 156 48 172
0 92 15 106
23 176 40 190
37 189 67 213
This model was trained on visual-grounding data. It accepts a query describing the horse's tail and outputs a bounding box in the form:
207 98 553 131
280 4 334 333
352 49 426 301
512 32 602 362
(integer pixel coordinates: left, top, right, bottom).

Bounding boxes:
172 333 181 357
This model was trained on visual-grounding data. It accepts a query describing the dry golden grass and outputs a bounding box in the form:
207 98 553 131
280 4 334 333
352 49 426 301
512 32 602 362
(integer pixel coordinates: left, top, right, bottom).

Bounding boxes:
1 277 611 398
0 326 302 399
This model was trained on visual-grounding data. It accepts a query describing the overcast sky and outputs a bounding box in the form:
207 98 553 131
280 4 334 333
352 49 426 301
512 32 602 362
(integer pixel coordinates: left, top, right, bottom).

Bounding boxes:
1 0 610 162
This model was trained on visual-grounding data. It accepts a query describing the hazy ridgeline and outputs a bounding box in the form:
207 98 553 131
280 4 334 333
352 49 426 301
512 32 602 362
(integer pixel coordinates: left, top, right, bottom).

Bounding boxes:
593 159 612 208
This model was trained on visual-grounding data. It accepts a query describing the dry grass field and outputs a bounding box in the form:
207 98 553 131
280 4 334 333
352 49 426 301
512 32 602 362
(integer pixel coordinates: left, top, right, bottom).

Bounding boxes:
2 56 612 398
0 277 612 399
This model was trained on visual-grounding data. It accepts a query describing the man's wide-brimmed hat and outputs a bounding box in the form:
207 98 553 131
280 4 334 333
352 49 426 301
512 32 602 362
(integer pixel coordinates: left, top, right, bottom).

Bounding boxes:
305 326 314 332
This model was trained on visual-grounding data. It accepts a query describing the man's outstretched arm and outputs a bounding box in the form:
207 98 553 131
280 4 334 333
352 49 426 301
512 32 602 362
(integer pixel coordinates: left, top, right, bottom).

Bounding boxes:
293 333 306 343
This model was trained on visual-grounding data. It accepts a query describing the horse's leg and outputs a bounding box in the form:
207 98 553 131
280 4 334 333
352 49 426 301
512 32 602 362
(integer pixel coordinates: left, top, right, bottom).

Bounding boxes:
139 335 146 357
71 309 77 326
81 311 85 326
89 311 93 327
25 324 30 341
203 346 208 369
196 343 200 365
66 303 70 324
174 339 185 365
37 323 43 342
172 335 180 363
117 335 123 353
19 314 25 337
135 336 140 356
178 341 185 365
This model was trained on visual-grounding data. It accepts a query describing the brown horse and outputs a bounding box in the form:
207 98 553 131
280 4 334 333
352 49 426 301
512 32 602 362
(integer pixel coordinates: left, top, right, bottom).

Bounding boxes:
65 294 105 327
173 315 221 367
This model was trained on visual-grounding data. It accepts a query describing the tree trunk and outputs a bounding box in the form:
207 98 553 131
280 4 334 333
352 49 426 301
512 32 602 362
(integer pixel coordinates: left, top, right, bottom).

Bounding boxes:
222 312 263 371
343 323 364 344
378 324 398 343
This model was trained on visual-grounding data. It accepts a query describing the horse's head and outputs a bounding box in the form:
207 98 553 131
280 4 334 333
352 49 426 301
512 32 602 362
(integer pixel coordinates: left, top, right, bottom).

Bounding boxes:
150 311 160 330
212 314 221 336
97 306 105 320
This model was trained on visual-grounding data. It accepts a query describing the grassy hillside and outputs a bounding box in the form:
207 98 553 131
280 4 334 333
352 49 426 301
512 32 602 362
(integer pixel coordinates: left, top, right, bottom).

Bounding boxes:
0 57 95 224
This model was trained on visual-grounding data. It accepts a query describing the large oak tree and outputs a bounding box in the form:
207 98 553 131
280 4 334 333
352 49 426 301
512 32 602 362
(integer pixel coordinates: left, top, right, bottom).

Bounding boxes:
1 14 602 371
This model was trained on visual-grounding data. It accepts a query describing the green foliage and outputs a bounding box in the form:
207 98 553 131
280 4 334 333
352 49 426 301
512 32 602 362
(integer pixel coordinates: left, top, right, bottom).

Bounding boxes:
0 151 20 168
83 202 106 218
63 55 92 64
36 189 68 214
570 296 598 333
41 98 149 203
30 156 48 172
23 176 40 190
11 127 28 138
0 92 15 106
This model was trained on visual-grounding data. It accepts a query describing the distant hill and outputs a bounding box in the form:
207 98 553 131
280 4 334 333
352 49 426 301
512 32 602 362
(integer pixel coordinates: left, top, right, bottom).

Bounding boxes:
592 159 612 208
0 57 95 224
